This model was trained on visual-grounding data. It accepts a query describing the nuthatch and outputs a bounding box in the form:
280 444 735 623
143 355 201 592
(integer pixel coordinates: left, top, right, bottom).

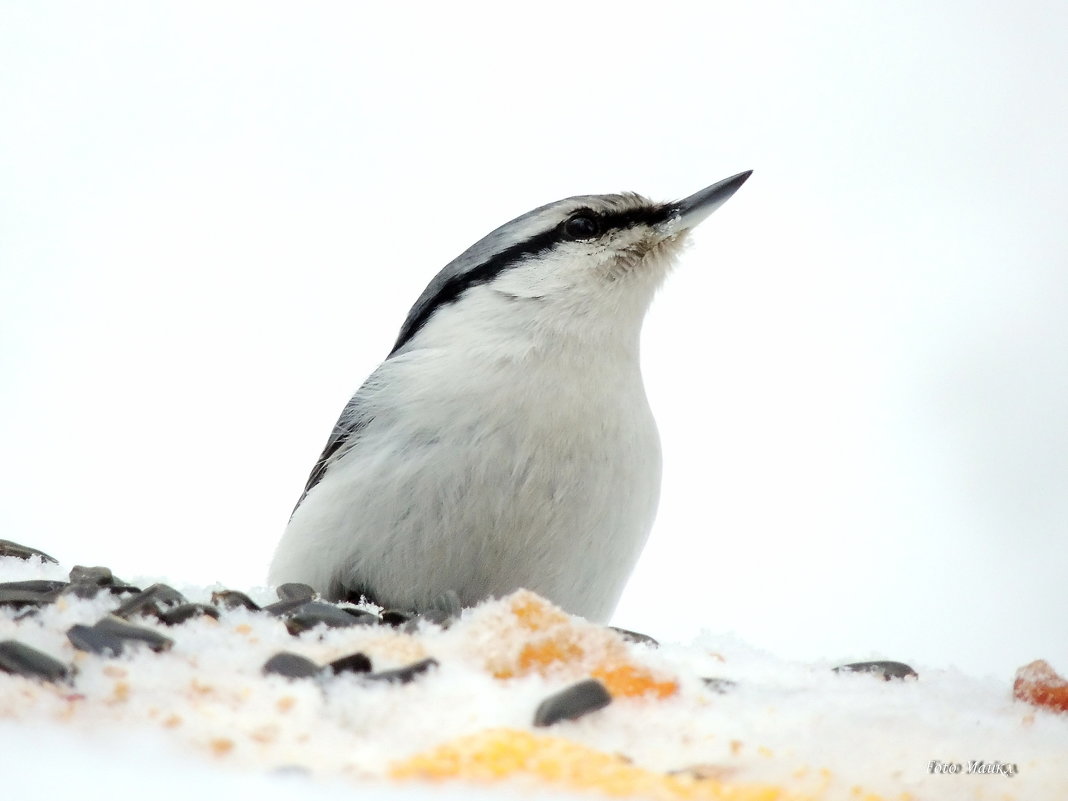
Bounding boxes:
269 171 752 621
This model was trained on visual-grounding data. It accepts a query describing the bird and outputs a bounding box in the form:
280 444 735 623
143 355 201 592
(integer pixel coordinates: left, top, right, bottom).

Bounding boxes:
269 171 752 622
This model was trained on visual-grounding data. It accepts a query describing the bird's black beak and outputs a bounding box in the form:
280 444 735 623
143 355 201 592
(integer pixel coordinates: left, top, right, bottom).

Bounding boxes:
671 170 753 231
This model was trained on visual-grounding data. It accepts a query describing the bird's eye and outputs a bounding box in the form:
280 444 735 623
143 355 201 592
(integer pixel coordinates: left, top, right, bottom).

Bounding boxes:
563 214 600 240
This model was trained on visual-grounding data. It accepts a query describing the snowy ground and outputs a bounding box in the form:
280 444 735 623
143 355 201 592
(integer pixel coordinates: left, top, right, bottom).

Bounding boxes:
2 550 1066 801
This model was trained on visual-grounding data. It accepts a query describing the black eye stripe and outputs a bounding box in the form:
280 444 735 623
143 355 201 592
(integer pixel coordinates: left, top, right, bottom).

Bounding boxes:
388 202 676 356
556 206 675 240
589 205 674 232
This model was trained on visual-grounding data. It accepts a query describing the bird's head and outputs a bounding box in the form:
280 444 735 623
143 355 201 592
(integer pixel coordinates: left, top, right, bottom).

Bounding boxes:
390 171 752 357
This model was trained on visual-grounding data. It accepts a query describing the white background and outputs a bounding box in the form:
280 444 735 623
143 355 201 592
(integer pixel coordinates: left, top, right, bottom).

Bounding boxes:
2 1 1066 679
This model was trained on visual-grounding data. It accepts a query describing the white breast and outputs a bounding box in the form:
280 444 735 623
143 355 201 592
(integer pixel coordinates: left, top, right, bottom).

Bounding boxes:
269 332 662 622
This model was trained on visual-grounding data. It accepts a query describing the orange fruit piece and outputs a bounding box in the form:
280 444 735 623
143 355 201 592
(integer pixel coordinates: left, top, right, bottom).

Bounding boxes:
1014 659 1068 713
391 728 824 800
479 591 678 699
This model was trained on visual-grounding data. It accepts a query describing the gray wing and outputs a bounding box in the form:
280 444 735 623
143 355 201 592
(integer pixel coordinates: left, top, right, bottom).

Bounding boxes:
291 385 374 516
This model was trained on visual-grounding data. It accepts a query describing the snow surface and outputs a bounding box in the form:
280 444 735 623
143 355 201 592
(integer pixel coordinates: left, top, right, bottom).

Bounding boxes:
2 553 1066 800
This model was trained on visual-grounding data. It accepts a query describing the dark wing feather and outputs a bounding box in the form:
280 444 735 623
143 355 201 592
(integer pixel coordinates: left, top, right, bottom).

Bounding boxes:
290 389 373 516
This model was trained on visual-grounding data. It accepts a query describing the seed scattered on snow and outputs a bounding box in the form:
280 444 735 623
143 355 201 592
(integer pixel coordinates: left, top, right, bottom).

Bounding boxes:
113 584 187 620
275 583 316 602
209 589 261 611
0 538 58 563
0 587 49 610
327 652 373 675
262 652 321 679
0 579 67 594
379 609 412 627
533 678 612 727
701 677 738 694
158 603 221 626
68 616 174 656
363 657 438 685
833 660 918 680
610 626 660 648
0 639 72 682
67 624 126 656
283 601 377 635
68 565 115 586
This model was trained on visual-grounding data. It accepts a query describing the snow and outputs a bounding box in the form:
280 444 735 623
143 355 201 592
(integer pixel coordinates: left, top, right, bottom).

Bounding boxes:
2 553 1066 800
